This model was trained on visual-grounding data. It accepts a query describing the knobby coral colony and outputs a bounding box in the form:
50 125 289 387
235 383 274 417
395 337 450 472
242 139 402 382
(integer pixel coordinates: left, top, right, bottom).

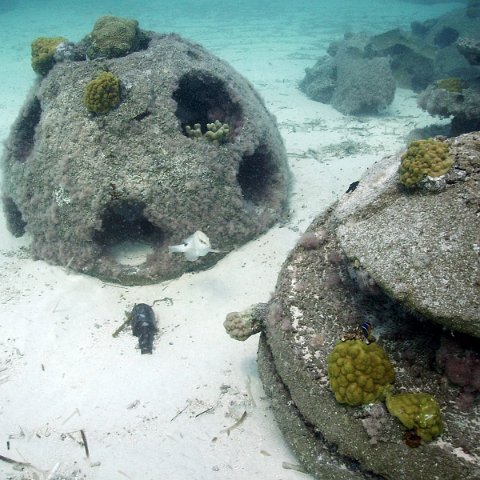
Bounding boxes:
86 16 147 59
185 120 230 145
84 71 121 114
327 339 395 406
31 36 66 76
398 138 453 188
327 323 443 445
385 392 443 442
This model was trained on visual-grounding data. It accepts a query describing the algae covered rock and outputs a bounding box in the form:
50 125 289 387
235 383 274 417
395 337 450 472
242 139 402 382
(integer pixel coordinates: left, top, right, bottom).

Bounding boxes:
418 80 480 135
227 131 480 479
1 20 290 285
300 33 396 115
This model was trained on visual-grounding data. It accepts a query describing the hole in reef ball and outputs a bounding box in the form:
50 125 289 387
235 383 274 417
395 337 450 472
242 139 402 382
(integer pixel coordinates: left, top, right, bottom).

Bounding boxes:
93 200 164 266
173 71 243 136
237 145 281 206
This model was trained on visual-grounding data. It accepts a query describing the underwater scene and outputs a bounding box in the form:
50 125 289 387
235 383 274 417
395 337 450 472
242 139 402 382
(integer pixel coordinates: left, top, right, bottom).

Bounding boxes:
0 0 479 479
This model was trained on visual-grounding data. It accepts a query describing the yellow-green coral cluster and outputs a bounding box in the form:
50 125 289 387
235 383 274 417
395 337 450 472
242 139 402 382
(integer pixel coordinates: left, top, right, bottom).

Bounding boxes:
86 16 143 59
84 72 121 114
31 37 66 76
399 139 453 187
327 340 395 406
205 120 230 145
186 120 230 145
386 392 443 441
436 77 463 93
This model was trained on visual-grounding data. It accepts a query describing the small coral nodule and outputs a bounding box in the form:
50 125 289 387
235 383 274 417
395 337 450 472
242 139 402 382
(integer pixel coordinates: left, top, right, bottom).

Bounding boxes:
31 36 66 76
224 304 267 341
399 138 453 188
327 340 395 406
84 71 121 114
386 392 443 442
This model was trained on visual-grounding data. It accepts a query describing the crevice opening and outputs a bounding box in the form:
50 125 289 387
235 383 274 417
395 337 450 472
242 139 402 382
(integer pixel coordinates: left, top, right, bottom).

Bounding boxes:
172 71 243 138
237 145 280 206
93 201 163 266
2 196 26 237
9 96 42 162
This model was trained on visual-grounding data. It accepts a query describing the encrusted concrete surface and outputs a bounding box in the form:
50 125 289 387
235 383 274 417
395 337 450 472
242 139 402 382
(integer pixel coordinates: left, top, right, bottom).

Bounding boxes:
2 32 290 284
253 132 480 479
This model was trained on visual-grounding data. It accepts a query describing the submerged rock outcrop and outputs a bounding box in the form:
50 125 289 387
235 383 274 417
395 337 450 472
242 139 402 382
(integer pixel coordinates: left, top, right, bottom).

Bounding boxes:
299 33 396 115
1 18 290 285
300 6 480 120
226 131 480 479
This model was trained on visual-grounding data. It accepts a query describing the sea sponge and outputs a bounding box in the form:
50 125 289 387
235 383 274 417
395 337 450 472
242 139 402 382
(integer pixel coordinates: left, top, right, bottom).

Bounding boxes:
31 37 66 75
399 139 453 188
327 340 395 406
85 16 148 59
386 392 443 442
84 72 121 114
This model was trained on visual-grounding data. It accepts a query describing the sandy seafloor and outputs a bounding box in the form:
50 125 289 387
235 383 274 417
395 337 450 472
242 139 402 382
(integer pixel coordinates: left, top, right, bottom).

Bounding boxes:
0 1 461 479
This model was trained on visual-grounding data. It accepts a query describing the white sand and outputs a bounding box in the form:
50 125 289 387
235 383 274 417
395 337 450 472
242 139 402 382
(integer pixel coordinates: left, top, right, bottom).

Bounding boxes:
0 1 456 478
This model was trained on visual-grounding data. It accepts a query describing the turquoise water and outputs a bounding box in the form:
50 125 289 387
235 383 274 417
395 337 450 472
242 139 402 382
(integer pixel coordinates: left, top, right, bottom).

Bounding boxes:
0 1 472 479
0 0 464 140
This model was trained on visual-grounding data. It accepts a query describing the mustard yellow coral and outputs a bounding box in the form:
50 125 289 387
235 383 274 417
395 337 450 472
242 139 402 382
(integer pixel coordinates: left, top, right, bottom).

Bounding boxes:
327 340 395 406
399 139 453 187
31 37 66 76
84 72 121 114
386 392 443 442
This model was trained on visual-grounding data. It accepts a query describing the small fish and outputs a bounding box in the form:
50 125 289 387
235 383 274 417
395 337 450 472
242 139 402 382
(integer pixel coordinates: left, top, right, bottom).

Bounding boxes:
131 303 157 354
360 321 376 344
341 321 376 344
360 321 372 339
346 181 360 193
168 230 220 261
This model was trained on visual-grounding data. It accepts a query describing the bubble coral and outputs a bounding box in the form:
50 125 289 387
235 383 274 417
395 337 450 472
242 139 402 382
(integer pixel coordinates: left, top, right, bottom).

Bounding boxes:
84 71 121 114
398 139 453 188
327 340 395 406
31 36 66 76
386 392 443 442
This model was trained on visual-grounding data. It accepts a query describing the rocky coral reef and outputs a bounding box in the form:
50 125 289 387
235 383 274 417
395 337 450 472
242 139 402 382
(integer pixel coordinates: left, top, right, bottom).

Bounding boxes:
300 5 480 123
299 33 396 115
418 30 480 135
226 131 480 479
1 18 290 285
